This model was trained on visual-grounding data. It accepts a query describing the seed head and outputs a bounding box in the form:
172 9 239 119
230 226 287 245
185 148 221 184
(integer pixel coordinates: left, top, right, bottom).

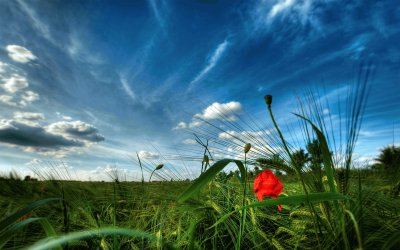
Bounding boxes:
244 143 251 154
264 95 273 107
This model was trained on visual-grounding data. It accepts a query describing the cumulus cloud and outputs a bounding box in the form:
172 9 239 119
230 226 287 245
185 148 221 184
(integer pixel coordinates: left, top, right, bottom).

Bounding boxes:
0 95 18 107
0 119 104 156
21 90 40 102
173 121 188 130
138 150 160 159
5 45 37 63
0 91 40 108
13 112 44 125
173 101 242 130
46 121 105 142
182 138 197 145
2 75 29 93
0 119 82 148
194 101 242 121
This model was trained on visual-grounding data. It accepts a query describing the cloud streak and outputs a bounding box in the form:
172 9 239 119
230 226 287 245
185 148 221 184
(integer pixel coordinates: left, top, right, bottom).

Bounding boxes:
121 78 136 102
187 39 229 92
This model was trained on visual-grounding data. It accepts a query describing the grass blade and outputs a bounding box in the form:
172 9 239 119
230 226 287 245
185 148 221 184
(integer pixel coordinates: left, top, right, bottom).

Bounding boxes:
27 227 178 250
177 159 245 203
0 198 60 232
293 113 337 193
209 192 349 229
0 218 41 248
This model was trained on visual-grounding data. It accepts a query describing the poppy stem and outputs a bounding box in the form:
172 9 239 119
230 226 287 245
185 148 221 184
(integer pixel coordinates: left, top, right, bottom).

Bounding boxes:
265 95 323 249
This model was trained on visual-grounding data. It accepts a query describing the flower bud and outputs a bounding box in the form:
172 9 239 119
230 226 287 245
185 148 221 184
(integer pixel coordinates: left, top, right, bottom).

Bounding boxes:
264 95 273 107
244 143 251 154
156 164 164 170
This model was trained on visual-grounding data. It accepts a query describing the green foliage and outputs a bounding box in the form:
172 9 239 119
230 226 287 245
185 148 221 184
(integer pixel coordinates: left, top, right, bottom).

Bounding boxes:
1 75 399 249
373 145 400 175
177 159 246 203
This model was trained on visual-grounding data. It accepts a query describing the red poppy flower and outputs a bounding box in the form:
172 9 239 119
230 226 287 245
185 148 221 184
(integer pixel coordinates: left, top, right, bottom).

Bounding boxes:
254 170 284 211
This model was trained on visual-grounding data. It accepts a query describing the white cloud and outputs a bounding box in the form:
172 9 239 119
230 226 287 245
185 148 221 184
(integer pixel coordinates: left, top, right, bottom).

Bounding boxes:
46 120 105 142
121 78 136 101
25 158 43 166
55 112 73 121
173 101 242 130
0 119 105 157
188 120 203 128
218 129 271 141
173 121 187 130
13 112 44 126
16 0 53 43
138 150 160 159
0 95 18 107
0 119 17 130
67 32 104 64
0 62 7 73
194 101 242 121
2 75 29 93
182 138 197 145
250 0 326 34
148 0 168 29
0 91 40 108
5 45 37 63
269 0 296 19
188 39 229 91
19 91 40 107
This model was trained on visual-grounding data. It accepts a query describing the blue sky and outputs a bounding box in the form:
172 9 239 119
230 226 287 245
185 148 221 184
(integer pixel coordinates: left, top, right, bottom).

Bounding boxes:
0 0 399 181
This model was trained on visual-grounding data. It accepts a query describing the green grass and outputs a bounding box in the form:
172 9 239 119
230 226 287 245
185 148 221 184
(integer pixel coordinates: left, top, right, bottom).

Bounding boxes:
0 173 398 249
1 72 399 249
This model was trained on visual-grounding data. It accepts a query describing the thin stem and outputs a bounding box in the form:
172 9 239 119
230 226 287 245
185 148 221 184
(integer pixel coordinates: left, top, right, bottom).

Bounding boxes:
266 101 323 250
236 153 248 250
136 152 144 186
149 169 156 182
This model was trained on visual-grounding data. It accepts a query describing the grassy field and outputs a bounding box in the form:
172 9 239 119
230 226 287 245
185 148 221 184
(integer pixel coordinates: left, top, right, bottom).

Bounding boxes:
1 80 399 249
0 170 399 249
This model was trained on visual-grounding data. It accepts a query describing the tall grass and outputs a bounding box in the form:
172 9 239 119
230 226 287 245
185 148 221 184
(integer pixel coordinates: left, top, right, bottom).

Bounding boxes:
1 65 399 249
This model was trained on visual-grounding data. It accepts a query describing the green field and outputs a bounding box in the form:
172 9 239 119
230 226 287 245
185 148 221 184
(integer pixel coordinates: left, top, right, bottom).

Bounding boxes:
1 169 399 249
1 84 399 249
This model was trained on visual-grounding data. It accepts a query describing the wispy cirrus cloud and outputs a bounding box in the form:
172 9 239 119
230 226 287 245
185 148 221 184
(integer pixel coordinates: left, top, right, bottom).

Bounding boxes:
268 0 296 20
249 0 327 35
120 77 136 102
187 39 229 92
16 0 53 43
147 0 168 29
